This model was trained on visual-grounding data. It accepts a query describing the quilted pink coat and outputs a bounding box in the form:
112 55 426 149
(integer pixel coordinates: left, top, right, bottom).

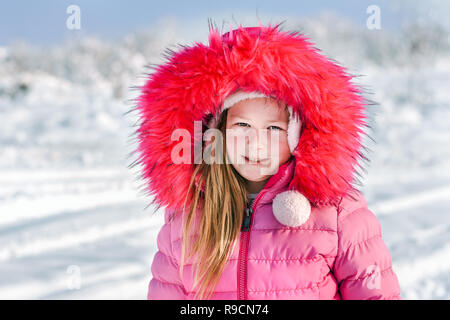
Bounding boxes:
147 157 402 300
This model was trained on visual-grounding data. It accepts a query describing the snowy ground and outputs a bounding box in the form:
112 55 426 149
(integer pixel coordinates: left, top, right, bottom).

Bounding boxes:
0 17 449 299
0 167 163 299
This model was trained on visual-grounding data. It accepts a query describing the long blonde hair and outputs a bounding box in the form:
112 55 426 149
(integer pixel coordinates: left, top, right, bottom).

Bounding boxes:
178 108 251 300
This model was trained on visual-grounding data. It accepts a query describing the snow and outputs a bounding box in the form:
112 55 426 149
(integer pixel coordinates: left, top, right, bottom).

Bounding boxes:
0 16 449 299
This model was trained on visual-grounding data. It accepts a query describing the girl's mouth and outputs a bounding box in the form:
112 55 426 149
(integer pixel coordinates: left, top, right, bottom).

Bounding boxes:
243 156 270 165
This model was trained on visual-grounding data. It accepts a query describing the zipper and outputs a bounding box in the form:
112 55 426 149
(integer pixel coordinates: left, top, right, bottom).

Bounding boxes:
237 191 264 300
236 161 292 300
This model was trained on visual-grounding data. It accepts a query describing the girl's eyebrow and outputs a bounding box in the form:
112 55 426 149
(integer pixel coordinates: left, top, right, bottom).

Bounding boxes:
231 116 286 124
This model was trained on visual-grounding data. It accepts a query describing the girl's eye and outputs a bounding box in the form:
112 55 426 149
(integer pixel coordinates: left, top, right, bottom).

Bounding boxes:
234 123 283 130
269 125 282 131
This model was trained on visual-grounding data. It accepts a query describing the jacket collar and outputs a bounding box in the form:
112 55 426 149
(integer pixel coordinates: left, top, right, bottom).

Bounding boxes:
253 156 296 209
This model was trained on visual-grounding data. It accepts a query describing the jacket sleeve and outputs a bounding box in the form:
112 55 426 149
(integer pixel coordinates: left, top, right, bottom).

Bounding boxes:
147 207 188 300
332 191 402 300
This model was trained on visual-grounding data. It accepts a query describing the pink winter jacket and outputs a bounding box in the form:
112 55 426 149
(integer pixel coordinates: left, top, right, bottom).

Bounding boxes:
147 158 402 300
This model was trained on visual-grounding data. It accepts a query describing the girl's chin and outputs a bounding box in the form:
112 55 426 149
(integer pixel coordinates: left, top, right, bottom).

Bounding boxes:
236 163 279 177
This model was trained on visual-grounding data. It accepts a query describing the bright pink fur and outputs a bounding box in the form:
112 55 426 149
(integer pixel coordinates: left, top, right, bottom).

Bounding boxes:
136 23 369 212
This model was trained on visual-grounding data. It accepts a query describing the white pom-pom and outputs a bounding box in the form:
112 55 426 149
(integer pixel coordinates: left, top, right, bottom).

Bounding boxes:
272 190 311 227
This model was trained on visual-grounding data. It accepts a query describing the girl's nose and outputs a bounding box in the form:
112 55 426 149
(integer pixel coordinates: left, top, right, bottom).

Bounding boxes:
246 129 269 156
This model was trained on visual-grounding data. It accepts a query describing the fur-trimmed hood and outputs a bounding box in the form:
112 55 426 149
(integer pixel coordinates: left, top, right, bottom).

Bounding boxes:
134 22 370 213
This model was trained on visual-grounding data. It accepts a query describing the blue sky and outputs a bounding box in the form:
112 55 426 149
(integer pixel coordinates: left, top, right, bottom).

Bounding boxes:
0 0 445 46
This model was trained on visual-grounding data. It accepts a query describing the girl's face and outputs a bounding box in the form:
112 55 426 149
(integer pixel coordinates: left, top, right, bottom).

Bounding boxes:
225 97 292 185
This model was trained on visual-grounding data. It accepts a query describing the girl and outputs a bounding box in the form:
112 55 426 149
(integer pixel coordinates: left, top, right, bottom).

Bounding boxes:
135 22 402 300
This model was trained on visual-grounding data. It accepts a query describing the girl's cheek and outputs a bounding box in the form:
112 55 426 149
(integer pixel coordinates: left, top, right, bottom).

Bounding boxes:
226 129 247 152
225 134 241 164
267 131 288 153
277 136 292 162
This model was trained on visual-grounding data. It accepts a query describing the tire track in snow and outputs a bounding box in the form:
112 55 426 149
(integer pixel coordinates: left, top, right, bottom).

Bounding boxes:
0 205 164 262
371 185 450 215
0 168 144 226
0 168 163 263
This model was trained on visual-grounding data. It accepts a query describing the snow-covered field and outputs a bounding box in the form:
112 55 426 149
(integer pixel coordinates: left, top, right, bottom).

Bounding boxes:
0 17 449 299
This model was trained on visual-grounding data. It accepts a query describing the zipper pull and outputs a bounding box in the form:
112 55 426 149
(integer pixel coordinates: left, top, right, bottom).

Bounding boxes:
241 205 253 232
